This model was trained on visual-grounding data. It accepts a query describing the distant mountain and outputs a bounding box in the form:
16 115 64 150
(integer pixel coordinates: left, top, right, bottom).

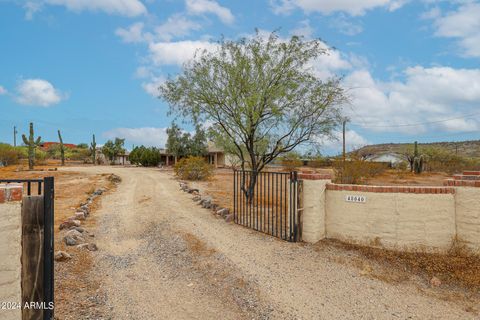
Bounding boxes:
352 140 480 159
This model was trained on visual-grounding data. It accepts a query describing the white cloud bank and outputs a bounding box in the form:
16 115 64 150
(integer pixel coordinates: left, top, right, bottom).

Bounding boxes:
426 2 480 57
270 0 407 16
344 66 480 133
15 79 66 107
0 86 7 95
186 0 235 24
103 127 168 147
25 0 147 18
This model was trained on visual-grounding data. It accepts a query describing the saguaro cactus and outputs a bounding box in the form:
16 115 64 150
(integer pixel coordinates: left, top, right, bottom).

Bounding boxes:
412 141 424 174
58 130 65 166
90 134 97 165
22 122 41 170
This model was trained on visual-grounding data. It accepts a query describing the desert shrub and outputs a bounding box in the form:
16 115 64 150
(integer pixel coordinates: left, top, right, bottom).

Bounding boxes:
0 143 20 166
278 152 303 171
129 146 162 167
35 149 48 165
308 156 332 168
174 156 213 180
423 147 480 174
333 158 387 184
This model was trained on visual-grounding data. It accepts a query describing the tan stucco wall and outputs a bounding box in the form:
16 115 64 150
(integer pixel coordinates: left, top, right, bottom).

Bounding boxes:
0 201 22 320
455 187 480 253
325 191 456 251
302 180 328 243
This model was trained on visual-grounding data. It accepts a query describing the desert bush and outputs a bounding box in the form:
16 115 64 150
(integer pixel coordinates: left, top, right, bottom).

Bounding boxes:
129 146 162 167
174 156 213 180
308 155 332 168
333 158 387 184
35 149 47 165
423 147 480 174
0 143 20 166
278 152 303 171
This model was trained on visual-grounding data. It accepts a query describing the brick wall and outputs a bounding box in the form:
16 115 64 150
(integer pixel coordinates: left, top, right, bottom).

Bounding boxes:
0 184 23 320
299 172 480 254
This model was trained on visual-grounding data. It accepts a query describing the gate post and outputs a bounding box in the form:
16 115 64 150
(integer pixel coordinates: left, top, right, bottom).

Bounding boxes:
43 177 54 319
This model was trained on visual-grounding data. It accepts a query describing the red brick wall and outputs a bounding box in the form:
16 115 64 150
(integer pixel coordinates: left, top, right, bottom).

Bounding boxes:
0 184 23 203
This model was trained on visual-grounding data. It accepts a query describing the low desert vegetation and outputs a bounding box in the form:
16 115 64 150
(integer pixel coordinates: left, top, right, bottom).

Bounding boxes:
333 158 388 184
174 156 213 181
278 152 303 171
129 146 162 167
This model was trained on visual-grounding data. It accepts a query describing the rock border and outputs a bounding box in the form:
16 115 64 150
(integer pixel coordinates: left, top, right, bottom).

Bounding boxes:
179 182 234 222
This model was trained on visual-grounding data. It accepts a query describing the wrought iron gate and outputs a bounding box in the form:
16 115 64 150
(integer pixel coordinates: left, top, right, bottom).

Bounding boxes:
233 170 302 242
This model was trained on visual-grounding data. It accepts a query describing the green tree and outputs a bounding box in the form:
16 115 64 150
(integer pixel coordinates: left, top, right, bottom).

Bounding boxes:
189 124 208 156
102 138 125 164
76 143 88 149
160 31 345 200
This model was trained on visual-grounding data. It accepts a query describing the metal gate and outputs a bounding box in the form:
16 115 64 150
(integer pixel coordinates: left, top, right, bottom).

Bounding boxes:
233 170 303 242
0 177 54 320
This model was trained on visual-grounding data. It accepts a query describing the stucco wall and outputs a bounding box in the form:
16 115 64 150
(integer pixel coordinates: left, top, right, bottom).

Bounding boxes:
325 190 456 251
0 184 23 320
455 187 480 253
302 179 328 243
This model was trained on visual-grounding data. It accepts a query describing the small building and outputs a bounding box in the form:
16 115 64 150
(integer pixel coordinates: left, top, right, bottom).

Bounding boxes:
40 142 77 150
159 143 233 168
364 152 406 167
96 149 131 165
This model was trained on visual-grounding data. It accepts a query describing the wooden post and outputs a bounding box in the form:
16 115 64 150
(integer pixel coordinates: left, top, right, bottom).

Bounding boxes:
22 195 44 320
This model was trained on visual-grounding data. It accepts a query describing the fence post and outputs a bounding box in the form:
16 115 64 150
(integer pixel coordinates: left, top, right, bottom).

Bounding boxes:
43 177 54 319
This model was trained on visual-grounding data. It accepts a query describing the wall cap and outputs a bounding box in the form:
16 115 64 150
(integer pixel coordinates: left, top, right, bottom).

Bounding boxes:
0 183 24 203
326 183 455 194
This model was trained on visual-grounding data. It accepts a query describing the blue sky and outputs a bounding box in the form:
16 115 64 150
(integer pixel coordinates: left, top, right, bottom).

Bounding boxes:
0 0 479 154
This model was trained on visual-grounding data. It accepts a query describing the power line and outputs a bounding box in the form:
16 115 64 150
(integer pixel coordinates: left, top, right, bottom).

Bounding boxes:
350 111 480 128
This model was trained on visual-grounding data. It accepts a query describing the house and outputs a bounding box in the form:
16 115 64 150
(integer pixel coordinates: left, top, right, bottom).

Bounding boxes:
96 149 131 165
363 152 406 167
159 143 233 168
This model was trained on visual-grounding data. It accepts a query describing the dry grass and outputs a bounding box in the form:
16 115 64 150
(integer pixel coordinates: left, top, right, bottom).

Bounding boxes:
317 239 480 291
0 163 115 319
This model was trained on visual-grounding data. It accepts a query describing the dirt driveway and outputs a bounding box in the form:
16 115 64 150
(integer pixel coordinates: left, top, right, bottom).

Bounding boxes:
64 166 476 320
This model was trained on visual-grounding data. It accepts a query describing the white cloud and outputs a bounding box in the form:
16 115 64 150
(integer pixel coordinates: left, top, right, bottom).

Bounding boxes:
15 79 66 107
343 66 480 133
270 0 407 16
43 0 147 17
154 14 202 41
115 22 149 43
103 127 168 147
148 40 218 66
142 76 166 97
24 1 43 20
186 0 235 24
319 129 370 153
427 2 480 57
329 14 363 36
0 86 7 95
290 20 315 38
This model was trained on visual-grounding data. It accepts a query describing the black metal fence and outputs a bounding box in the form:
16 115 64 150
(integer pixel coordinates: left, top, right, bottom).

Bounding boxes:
0 177 55 320
233 170 302 242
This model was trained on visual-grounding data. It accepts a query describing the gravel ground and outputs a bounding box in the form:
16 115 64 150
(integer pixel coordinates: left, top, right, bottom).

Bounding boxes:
64 166 477 320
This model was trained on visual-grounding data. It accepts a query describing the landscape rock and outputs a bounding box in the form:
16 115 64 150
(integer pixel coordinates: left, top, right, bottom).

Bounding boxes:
188 188 199 194
430 276 441 287
192 195 201 202
54 251 72 262
77 243 98 251
225 213 234 223
64 236 78 246
75 212 86 220
59 219 81 230
69 226 85 233
217 208 229 217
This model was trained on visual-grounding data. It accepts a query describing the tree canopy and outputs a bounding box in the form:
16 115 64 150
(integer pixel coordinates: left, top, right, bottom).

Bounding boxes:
166 122 208 157
160 31 346 175
102 138 125 163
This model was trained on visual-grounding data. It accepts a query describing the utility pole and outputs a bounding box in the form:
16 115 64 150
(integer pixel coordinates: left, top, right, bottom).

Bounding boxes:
342 119 347 163
342 119 347 183
13 126 17 147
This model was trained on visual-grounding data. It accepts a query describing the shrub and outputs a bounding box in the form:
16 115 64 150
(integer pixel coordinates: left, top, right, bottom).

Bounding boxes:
0 143 20 166
308 156 332 168
278 152 303 171
174 156 213 180
129 146 162 167
333 158 387 184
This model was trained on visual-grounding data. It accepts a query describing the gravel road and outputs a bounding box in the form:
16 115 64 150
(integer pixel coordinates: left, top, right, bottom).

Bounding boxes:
67 166 476 320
